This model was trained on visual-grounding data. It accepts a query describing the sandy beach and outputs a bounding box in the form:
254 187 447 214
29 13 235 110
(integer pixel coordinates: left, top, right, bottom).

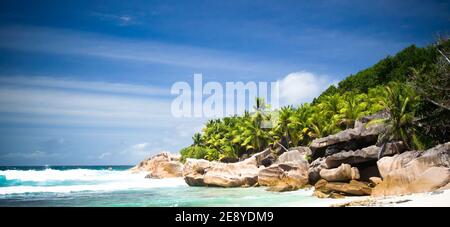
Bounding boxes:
328 189 450 207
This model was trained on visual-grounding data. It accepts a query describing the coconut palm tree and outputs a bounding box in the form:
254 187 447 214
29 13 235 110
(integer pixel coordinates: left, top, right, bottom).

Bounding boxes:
192 133 203 146
338 92 370 129
376 82 424 159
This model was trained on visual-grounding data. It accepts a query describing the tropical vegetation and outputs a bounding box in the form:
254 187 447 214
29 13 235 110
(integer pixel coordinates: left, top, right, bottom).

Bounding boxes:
180 38 450 162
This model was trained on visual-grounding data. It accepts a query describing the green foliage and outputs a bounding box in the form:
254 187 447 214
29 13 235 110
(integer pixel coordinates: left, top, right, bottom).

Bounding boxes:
181 90 388 161
376 82 426 158
317 44 438 98
180 39 450 162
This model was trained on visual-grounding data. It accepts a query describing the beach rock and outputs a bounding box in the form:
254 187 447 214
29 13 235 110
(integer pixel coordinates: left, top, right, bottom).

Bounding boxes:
260 154 276 167
219 156 239 163
325 142 406 169
369 177 383 186
372 142 450 196
313 190 345 199
407 167 450 193
314 179 372 196
308 157 327 185
258 165 284 186
184 174 206 186
182 159 213 186
310 122 385 160
312 189 329 198
267 182 297 192
258 161 309 192
439 182 450 191
319 163 360 182
276 148 309 164
183 150 272 187
131 152 183 178
251 148 273 166
373 167 450 196
354 110 390 128
376 150 421 179
203 161 261 187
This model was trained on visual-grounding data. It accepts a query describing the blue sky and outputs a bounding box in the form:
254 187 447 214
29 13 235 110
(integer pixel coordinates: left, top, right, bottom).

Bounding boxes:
0 0 448 165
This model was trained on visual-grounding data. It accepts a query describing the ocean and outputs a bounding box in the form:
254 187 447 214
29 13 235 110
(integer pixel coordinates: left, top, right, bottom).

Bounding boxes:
0 166 329 207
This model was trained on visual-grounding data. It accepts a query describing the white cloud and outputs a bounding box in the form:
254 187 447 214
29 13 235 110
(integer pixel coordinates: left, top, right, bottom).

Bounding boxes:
278 71 337 106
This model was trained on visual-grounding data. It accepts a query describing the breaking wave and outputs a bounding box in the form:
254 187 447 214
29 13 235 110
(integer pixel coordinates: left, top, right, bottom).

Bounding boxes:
0 168 187 195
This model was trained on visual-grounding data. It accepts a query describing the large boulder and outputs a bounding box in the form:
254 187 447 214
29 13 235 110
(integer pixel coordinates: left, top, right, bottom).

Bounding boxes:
376 150 421 179
276 147 310 164
182 159 213 186
372 142 450 196
310 122 385 160
314 179 372 196
203 161 261 187
182 149 271 187
250 148 273 166
325 142 406 169
308 157 327 185
258 161 309 191
319 163 360 182
130 152 183 178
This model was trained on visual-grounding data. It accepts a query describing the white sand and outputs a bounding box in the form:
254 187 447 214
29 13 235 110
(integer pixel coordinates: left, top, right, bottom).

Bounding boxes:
327 189 450 207
383 189 450 207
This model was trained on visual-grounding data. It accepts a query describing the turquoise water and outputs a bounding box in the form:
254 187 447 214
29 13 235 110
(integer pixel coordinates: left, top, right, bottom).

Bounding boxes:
0 166 324 207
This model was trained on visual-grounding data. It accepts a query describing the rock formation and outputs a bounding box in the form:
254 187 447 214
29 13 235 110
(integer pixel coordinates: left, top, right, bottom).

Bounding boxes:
257 148 310 192
182 149 270 187
307 157 327 185
172 111 450 199
258 162 309 192
130 152 183 178
314 179 372 196
319 163 360 182
309 121 385 160
324 142 405 168
182 158 212 186
372 142 450 196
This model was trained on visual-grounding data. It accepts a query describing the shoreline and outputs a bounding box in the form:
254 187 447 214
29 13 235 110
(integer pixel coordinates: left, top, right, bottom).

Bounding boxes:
1 166 449 207
328 189 450 207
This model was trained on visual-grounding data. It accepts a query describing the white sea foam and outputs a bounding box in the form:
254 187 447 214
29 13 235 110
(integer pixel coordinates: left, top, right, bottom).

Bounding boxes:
0 169 144 182
0 169 187 195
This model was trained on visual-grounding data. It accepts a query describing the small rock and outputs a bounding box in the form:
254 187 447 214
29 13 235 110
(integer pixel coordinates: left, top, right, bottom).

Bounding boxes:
314 179 372 196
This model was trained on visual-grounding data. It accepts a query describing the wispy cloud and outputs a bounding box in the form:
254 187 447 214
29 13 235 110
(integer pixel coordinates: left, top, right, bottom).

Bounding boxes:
0 75 206 164
0 76 187 128
0 26 292 73
91 12 138 26
0 76 168 97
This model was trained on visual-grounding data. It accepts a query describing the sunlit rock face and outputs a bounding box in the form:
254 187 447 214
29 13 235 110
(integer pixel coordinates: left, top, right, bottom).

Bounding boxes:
131 152 183 178
373 142 450 196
